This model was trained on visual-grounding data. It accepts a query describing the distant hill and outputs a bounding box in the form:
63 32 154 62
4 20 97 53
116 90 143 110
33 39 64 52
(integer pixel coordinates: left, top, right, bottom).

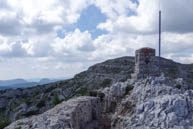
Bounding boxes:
0 78 60 90
0 82 38 90
0 79 27 86
38 78 59 85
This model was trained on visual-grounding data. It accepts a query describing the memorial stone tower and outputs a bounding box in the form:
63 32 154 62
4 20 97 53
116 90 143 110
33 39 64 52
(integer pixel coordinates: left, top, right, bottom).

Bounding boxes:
132 47 157 79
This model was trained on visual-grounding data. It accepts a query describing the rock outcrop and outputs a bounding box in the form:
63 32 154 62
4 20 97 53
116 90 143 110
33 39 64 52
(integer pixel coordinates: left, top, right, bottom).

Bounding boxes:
5 96 102 129
110 76 193 129
5 74 193 129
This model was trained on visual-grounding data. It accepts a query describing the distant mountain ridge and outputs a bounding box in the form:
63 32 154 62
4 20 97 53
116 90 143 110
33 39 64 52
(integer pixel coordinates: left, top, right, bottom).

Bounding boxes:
0 79 27 86
0 78 60 90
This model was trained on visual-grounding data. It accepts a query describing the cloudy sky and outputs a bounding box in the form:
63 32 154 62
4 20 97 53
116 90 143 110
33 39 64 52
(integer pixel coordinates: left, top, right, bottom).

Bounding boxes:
0 0 193 80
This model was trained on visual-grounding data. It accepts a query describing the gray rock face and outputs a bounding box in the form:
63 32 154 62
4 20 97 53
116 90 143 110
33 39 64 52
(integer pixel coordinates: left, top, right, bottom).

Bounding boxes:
111 76 193 129
5 96 102 129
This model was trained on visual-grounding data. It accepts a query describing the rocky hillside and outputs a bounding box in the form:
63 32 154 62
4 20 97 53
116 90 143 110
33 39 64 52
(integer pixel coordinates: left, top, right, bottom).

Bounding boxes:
5 75 193 129
1 56 193 128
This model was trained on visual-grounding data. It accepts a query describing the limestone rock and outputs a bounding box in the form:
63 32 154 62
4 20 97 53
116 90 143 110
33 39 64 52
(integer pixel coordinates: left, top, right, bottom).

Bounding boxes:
111 77 193 129
5 96 102 129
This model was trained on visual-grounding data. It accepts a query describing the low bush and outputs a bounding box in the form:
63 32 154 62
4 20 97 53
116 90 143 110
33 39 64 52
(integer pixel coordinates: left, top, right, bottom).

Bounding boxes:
88 90 105 101
0 112 10 129
36 99 46 108
125 86 134 95
23 110 38 117
176 84 181 89
77 88 89 96
89 90 98 97
15 126 21 129
45 87 56 93
0 120 10 129
53 93 61 106
101 79 112 88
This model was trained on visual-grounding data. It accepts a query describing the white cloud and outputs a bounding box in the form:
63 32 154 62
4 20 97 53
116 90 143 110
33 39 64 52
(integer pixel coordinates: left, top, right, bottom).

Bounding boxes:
52 29 94 56
97 0 158 33
0 0 92 36
0 0 193 79
94 0 137 19
98 0 193 34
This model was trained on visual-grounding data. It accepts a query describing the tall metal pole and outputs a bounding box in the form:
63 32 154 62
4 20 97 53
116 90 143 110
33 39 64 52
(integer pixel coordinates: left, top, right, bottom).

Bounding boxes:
159 10 161 76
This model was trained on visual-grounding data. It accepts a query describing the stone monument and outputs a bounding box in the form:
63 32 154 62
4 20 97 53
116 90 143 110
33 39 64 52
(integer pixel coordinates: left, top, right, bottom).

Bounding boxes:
132 47 157 79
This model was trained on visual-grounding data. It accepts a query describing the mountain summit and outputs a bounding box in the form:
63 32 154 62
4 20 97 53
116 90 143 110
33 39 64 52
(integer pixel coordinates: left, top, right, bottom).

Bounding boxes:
1 54 193 129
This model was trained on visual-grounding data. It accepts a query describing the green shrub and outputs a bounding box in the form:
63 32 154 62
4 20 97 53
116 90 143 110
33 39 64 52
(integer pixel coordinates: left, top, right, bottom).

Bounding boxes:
88 90 105 101
53 93 61 106
186 79 193 83
23 110 38 117
24 98 33 105
10 102 19 111
45 87 56 93
15 126 22 129
36 99 46 108
89 90 98 97
77 88 89 96
18 122 24 125
125 86 134 95
0 112 10 129
101 79 112 88
0 120 10 129
176 84 181 89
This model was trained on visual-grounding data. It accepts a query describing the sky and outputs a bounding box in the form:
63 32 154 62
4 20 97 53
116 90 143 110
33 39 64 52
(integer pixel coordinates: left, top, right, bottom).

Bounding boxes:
0 0 193 80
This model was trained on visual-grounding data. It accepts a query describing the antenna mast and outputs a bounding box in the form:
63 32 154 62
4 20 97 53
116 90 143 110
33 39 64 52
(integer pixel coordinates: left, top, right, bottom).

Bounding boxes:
158 1 161 76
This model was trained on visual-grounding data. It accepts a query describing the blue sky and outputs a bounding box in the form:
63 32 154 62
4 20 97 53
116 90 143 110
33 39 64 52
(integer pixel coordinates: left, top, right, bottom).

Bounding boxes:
0 0 193 80
75 5 107 39
57 5 107 39
131 0 139 5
